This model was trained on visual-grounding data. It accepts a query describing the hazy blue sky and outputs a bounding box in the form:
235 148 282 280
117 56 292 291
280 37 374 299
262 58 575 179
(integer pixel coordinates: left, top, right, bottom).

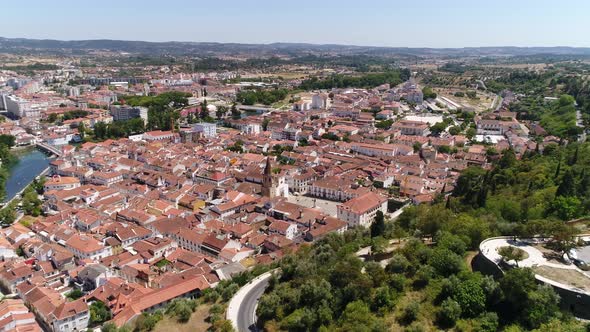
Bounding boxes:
2 0 588 47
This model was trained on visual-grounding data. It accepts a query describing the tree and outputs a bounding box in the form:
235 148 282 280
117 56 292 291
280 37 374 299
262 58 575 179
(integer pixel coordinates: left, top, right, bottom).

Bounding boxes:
66 288 84 300
21 187 42 216
134 312 163 332
262 118 270 131
568 146 579 166
231 103 241 119
499 149 517 169
579 169 589 197
476 184 488 208
453 276 486 317
499 268 537 316
370 236 388 257
552 196 582 220
437 299 461 327
422 86 437 99
550 223 579 255
416 205 452 239
212 319 235 332
498 246 526 267
449 126 461 135
200 100 209 119
371 286 396 312
428 248 463 277
77 122 86 140
0 203 17 225
89 300 111 325
554 158 561 179
370 210 385 237
0 135 16 148
556 169 576 197
400 301 420 324
386 254 411 274
463 314 498 332
523 285 561 329
46 113 58 123
216 105 227 119
165 299 196 323
412 141 422 153
430 122 447 136
94 122 108 140
453 166 486 207
340 300 383 331
436 232 467 256
281 308 315 331
101 323 118 332
375 119 394 129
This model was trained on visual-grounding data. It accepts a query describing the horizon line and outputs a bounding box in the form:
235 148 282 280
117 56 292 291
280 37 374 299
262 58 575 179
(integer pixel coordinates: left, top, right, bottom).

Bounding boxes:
1 36 590 50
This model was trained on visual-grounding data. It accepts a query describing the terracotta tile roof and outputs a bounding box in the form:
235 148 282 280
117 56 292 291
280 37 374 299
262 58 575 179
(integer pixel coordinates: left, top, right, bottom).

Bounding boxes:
338 192 387 214
52 298 88 320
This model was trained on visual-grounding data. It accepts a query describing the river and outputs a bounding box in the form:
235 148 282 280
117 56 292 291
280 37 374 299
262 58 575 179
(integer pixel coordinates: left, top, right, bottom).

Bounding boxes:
3 148 53 203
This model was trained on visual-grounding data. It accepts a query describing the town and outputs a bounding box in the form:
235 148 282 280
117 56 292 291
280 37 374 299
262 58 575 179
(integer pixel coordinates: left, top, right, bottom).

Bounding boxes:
0 7 589 332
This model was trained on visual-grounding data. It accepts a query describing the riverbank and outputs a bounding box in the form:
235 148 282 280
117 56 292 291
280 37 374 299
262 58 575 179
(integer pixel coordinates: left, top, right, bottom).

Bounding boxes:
2 147 52 203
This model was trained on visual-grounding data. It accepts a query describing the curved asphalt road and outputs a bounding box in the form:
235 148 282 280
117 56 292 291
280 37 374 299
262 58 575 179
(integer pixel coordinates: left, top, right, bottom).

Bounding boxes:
238 277 270 331
227 271 275 332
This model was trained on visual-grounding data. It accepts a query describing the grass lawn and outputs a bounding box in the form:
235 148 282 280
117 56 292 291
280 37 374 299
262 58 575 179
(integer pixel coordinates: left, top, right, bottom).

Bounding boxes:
533 266 590 291
152 304 211 332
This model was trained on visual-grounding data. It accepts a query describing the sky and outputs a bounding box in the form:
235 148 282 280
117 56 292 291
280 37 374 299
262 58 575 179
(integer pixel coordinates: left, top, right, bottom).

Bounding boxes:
2 0 589 48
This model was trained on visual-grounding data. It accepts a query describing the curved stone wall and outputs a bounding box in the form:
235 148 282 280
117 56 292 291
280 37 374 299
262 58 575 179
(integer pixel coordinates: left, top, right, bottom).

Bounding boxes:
476 237 590 319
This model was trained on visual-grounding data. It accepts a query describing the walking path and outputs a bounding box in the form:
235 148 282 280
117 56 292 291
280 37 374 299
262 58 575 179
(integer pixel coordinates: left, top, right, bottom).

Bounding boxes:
479 237 577 269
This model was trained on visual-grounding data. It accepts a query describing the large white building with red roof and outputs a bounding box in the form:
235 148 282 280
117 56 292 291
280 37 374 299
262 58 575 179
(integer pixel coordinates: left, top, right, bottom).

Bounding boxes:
336 191 387 228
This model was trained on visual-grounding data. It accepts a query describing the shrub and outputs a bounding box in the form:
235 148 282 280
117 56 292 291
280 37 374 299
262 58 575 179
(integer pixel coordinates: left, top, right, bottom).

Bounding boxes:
428 249 464 276
438 299 461 327
134 312 163 331
386 254 411 274
400 301 420 324
166 299 197 323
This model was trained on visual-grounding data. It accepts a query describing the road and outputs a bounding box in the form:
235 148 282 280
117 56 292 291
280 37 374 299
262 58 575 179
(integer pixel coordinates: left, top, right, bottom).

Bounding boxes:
227 271 275 332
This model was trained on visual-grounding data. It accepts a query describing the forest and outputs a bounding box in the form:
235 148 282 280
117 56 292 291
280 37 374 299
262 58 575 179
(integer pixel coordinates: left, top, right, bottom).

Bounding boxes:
236 88 289 106
299 70 411 90
120 91 191 131
256 141 590 332
0 135 16 201
512 94 581 139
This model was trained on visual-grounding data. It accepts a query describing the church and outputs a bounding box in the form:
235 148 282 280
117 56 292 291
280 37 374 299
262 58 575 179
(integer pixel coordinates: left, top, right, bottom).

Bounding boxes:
261 157 289 198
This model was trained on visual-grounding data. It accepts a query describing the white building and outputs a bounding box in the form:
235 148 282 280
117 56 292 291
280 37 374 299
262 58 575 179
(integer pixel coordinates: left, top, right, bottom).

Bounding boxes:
337 192 387 228
110 105 148 123
50 300 90 332
350 142 412 157
238 123 261 135
44 176 81 191
269 220 298 240
64 234 112 261
192 122 217 138
311 93 330 110
143 130 174 141
3 95 30 118
67 87 80 97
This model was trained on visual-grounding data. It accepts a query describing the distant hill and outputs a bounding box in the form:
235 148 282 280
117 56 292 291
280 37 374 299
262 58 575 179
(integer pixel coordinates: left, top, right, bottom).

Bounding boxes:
1 37 590 57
